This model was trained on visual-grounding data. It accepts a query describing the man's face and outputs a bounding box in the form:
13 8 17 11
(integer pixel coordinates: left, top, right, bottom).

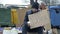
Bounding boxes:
40 3 46 9
32 8 38 13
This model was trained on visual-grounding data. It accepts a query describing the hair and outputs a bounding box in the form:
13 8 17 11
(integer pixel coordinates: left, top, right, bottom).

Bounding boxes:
38 1 46 6
31 2 39 9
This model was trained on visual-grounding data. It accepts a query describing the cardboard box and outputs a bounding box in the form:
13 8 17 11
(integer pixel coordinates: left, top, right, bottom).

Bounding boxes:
28 9 51 30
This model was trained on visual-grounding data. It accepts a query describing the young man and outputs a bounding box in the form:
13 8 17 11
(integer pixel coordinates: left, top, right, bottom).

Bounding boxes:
22 2 43 34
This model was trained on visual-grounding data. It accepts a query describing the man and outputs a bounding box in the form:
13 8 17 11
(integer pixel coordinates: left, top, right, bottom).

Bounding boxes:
39 1 52 34
38 1 47 10
22 2 43 34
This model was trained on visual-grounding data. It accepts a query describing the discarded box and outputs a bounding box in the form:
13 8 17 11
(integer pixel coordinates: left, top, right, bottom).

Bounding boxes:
28 8 51 30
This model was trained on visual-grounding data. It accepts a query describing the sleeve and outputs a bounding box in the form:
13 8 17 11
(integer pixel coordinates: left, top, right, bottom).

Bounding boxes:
24 12 29 25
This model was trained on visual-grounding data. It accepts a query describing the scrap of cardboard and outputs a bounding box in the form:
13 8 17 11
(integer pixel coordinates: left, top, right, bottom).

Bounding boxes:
28 8 51 30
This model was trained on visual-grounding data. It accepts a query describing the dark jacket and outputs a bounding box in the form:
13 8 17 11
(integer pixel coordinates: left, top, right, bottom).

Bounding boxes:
23 10 44 32
24 10 33 25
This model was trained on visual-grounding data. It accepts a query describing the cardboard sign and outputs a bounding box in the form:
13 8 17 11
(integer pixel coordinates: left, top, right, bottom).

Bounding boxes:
28 9 51 30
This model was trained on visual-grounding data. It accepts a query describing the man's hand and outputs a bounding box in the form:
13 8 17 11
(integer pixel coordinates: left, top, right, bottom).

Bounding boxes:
27 21 30 27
